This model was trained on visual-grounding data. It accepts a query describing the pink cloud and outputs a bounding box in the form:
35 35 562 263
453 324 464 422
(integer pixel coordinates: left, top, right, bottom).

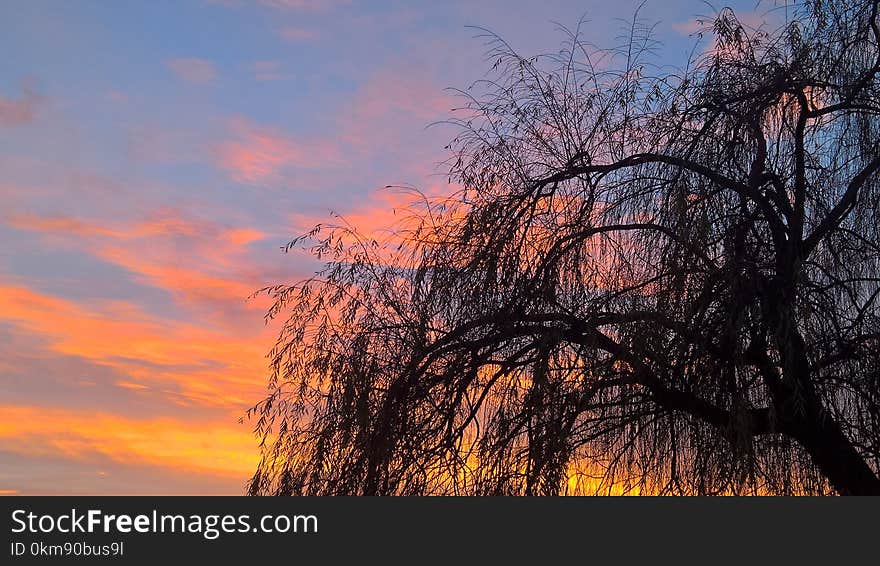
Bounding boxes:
5 213 128 239
338 69 454 153
214 117 340 185
3 207 279 322
290 189 417 240
0 84 41 126
167 58 217 83
6 208 267 251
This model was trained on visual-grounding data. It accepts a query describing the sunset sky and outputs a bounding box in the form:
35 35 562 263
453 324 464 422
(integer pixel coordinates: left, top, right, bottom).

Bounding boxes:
1 0 760 494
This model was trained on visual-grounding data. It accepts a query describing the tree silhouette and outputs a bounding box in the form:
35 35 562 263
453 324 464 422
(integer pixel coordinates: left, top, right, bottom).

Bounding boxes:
249 1 880 495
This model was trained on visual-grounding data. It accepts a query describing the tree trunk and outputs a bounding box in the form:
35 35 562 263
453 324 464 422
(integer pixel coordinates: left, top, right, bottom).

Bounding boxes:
791 413 880 495
769 275 880 495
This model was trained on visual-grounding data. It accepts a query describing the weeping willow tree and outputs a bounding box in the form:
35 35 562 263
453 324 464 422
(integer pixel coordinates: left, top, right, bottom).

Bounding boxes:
248 0 880 495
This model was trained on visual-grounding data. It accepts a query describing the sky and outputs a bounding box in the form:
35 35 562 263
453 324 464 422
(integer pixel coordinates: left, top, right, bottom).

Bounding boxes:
0 0 763 494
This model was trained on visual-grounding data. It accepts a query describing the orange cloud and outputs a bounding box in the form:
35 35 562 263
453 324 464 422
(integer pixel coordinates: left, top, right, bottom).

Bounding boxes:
0 283 270 410
0 277 276 493
168 57 217 83
0 206 283 410
0 405 257 482
5 208 273 314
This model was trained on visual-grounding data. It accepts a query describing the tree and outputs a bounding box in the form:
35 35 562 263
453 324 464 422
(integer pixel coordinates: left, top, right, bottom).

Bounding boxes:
248 0 880 495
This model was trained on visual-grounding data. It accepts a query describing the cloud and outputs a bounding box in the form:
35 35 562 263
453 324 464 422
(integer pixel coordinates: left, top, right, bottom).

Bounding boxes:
278 27 319 41
0 448 245 495
0 322 220 419
214 117 340 185
209 68 452 191
6 209 265 246
167 58 217 83
337 68 454 152
0 83 42 126
290 189 409 241
5 213 128 239
4 208 275 318
289 182 461 254
0 282 271 411
0 404 257 490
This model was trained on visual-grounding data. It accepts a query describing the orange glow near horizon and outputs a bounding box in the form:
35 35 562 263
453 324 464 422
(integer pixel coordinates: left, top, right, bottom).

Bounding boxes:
0 405 257 481
0 278 269 493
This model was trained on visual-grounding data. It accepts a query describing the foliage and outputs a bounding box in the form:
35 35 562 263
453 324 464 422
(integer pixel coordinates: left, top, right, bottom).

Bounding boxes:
249 0 880 495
